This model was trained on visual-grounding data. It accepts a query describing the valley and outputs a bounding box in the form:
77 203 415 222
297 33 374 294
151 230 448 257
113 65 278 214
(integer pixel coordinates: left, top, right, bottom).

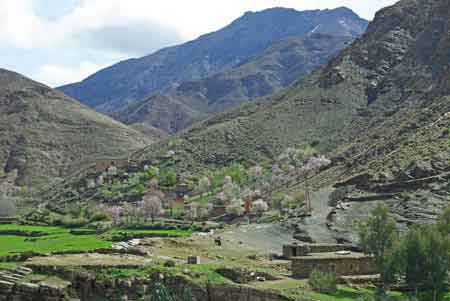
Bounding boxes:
1 0 450 300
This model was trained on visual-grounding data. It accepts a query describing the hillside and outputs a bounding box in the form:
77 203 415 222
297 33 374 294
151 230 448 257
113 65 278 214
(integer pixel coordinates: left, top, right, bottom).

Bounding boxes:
121 0 450 239
58 7 368 114
134 0 449 174
114 34 354 133
0 69 152 189
36 0 450 240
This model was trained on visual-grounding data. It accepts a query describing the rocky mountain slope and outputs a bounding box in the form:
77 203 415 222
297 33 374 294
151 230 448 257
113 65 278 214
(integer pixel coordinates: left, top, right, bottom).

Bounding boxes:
135 0 448 173
125 0 450 239
58 7 368 114
0 69 152 189
114 34 354 133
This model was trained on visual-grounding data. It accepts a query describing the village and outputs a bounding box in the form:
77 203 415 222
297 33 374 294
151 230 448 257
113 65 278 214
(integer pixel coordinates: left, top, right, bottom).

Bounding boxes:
0 148 388 300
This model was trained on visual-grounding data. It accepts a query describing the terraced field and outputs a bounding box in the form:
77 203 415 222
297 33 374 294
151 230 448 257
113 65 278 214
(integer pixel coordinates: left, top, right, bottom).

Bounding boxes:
0 224 193 257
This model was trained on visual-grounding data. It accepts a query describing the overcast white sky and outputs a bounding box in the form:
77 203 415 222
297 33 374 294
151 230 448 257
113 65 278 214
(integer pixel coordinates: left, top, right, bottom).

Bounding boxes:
0 0 398 87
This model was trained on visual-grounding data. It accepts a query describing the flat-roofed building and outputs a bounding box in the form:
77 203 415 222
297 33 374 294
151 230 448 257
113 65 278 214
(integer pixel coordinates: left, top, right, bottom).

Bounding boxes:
291 251 376 279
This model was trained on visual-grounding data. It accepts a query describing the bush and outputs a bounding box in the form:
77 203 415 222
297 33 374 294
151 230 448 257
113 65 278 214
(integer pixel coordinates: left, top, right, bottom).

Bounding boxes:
69 229 97 235
308 270 337 294
61 216 89 228
89 211 109 222
158 171 177 187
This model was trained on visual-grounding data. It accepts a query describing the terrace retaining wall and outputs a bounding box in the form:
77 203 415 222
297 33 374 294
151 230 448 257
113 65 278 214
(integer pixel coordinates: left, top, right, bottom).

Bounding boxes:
0 281 69 301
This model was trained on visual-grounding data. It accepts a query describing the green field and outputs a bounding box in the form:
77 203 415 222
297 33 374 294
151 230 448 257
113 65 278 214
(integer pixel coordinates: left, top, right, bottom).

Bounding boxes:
0 224 192 257
0 224 110 257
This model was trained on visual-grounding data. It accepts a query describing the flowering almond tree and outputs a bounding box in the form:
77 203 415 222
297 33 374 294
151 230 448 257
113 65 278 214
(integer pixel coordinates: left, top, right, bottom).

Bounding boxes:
142 194 163 223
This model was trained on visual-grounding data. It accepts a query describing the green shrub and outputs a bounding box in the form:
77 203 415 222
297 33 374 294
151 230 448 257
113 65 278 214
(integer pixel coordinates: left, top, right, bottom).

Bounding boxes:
158 171 177 187
308 270 337 294
144 166 160 179
69 229 97 235
89 211 109 222
61 216 89 228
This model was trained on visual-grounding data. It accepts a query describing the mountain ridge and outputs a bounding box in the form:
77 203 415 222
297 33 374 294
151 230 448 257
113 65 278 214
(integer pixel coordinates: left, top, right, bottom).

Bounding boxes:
58 7 368 114
131 0 450 183
113 34 355 133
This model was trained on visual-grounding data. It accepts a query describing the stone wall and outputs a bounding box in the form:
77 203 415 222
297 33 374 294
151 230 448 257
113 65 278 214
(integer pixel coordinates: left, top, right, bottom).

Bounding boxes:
0 281 69 301
292 255 376 279
28 265 292 301
208 285 291 301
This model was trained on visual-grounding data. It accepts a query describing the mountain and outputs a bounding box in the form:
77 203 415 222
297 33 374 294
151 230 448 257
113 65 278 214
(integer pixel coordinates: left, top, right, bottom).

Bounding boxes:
113 93 204 135
0 69 152 189
114 34 354 133
128 0 450 239
136 0 449 172
58 7 368 114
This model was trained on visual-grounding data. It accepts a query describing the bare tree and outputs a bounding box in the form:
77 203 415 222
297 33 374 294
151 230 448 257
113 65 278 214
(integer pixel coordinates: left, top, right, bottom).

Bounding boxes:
252 199 269 214
108 206 123 224
226 199 244 217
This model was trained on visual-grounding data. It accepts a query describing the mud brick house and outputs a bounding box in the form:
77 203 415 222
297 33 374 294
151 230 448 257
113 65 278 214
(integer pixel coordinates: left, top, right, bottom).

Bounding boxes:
291 251 376 278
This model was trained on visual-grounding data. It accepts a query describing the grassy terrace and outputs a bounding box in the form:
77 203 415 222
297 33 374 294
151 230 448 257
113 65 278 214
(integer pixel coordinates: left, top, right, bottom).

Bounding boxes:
0 224 109 257
95 264 231 286
0 224 192 257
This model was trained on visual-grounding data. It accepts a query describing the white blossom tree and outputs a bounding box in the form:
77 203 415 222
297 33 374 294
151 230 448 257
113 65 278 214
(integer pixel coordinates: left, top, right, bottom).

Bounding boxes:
225 198 244 216
103 206 122 225
197 176 211 194
304 155 331 172
252 199 269 214
107 165 118 177
223 181 239 201
141 195 163 223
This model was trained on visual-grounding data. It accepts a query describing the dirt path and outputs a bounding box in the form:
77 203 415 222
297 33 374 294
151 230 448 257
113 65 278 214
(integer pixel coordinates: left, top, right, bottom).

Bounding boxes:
299 186 336 243
221 223 295 254
220 187 337 253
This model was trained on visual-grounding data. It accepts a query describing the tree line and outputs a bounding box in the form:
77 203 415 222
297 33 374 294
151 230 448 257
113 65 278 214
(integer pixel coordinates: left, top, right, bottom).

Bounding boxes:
360 204 450 301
